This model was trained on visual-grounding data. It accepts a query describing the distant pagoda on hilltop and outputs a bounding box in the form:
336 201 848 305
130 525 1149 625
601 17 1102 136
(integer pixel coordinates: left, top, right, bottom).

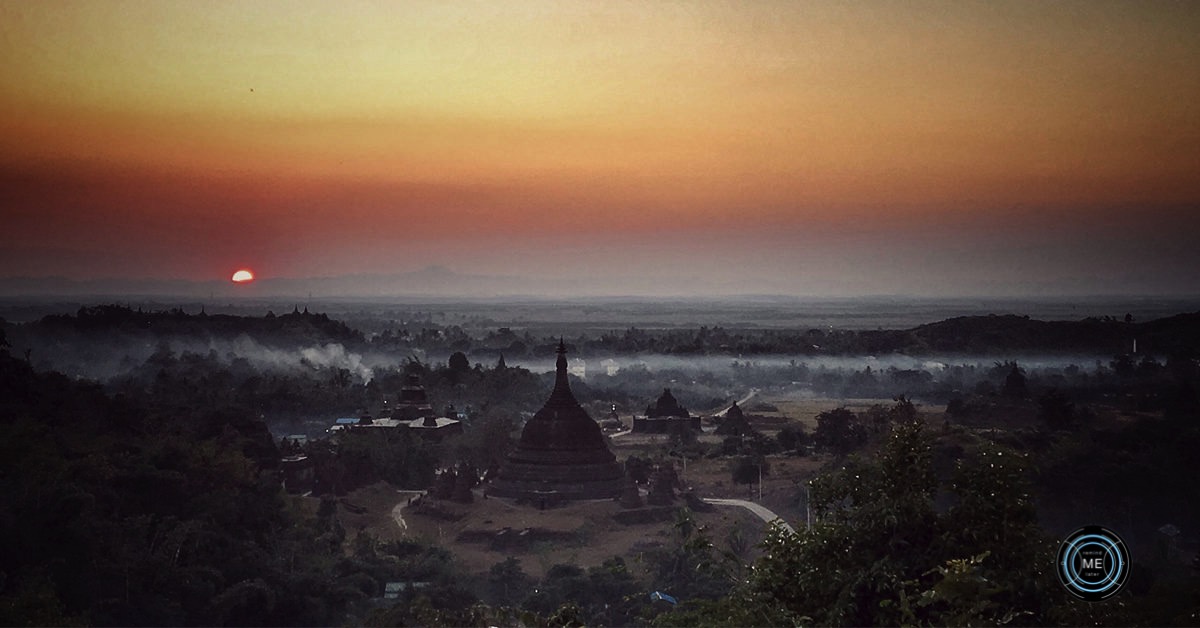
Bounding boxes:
488 340 624 503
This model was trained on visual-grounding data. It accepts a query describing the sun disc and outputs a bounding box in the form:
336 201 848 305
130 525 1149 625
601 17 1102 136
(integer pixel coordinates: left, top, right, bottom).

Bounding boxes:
231 269 254 283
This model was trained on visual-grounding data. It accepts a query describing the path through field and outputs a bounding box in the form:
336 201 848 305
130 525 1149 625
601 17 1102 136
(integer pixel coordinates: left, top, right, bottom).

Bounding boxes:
702 497 795 534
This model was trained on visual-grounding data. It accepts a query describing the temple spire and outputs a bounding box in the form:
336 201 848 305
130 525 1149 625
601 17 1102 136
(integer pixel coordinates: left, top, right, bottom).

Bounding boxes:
552 337 572 402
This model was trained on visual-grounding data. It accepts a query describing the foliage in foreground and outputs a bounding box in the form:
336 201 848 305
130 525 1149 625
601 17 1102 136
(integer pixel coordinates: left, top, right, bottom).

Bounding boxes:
658 421 1053 626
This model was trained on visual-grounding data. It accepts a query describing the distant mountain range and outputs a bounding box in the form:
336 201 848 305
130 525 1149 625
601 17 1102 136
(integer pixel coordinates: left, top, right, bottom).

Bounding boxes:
3 267 1199 308
0 265 760 299
0 266 630 298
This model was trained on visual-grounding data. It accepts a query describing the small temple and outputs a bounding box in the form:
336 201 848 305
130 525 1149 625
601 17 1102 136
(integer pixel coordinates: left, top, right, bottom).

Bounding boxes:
394 374 436 421
396 374 462 436
488 340 625 503
714 401 752 436
632 388 702 433
599 405 626 432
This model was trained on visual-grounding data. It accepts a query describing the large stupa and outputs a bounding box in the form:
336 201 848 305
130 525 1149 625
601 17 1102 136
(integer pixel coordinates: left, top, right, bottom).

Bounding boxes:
488 340 624 502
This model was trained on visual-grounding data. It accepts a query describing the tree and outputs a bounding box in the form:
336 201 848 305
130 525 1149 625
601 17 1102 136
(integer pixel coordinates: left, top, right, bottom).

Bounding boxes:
486 557 532 607
644 509 734 602
667 418 699 449
1037 389 1075 429
1002 362 1028 398
813 407 866 455
776 423 809 454
1111 353 1137 378
522 564 589 616
448 351 470 371
446 351 471 385
583 558 641 626
739 419 939 625
931 443 1051 624
730 455 768 486
716 419 1058 626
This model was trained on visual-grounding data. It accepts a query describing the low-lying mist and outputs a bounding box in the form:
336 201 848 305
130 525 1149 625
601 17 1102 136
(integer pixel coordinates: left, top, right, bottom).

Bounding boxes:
503 352 1109 377
11 324 1124 411
501 351 1123 414
17 334 394 385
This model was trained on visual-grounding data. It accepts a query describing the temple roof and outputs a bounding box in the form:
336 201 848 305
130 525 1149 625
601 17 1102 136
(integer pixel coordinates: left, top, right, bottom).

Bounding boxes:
394 374 435 421
399 374 431 404
647 387 690 418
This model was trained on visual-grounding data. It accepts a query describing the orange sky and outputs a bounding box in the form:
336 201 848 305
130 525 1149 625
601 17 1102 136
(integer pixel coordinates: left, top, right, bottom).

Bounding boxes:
1 1 1198 296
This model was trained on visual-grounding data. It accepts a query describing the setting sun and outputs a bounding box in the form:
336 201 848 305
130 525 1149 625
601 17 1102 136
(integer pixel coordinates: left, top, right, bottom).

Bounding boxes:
231 269 254 283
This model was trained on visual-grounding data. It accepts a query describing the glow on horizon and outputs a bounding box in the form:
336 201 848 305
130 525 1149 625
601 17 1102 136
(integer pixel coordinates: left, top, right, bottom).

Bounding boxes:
1 1 1198 294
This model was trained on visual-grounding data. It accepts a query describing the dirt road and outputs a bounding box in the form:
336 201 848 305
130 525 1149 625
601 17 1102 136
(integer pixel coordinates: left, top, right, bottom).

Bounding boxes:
390 490 426 531
702 497 795 534
711 388 759 417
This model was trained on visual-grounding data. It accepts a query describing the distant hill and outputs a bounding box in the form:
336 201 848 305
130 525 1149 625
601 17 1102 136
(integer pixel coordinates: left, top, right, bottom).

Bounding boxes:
8 303 1200 358
910 314 1127 353
897 313 1200 355
27 304 364 348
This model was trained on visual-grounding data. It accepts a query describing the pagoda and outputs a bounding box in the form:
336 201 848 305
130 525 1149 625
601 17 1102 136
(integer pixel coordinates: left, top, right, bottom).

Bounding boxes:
633 388 702 433
394 374 435 421
488 340 624 502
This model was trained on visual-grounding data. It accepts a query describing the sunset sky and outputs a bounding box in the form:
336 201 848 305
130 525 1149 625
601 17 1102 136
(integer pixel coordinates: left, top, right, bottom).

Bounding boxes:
2 1 1198 296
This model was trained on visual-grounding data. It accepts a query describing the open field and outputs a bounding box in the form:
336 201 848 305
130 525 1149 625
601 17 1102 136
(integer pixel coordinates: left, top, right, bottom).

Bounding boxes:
341 485 766 581
746 388 949 431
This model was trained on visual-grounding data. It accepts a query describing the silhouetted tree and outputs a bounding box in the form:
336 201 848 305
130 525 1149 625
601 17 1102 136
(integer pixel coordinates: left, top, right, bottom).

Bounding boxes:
486 558 532 607
1002 362 1028 398
776 423 810 453
1111 354 1137 378
1037 389 1075 429
448 351 470 373
813 407 867 455
730 455 768 486
727 419 1056 626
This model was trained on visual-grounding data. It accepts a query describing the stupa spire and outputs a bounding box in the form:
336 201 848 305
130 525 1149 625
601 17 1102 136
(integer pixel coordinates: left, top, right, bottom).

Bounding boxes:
546 337 579 411
554 337 570 384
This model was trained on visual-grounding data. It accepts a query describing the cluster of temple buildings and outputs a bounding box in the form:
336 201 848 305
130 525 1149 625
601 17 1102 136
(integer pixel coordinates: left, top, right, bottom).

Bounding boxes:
326 374 463 437
487 342 707 504
295 341 714 505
